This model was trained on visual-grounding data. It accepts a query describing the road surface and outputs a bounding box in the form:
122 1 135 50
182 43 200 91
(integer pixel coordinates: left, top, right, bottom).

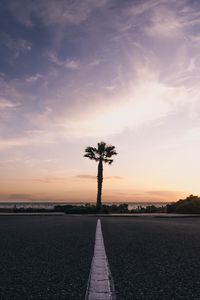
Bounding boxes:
0 216 96 299
102 217 200 299
1 215 200 299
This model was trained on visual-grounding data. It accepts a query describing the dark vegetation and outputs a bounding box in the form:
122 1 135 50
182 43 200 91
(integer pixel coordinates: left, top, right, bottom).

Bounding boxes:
54 203 129 214
0 203 165 214
54 203 166 214
1 195 200 214
54 204 97 214
130 204 167 213
0 207 54 213
167 194 200 213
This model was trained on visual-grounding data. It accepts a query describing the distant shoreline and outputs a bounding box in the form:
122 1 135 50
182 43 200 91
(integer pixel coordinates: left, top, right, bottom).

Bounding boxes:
0 201 171 204
0 201 171 210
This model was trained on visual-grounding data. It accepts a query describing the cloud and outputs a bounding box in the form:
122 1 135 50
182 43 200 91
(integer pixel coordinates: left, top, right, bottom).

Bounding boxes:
57 73 191 137
48 51 80 69
1 0 200 143
108 176 122 179
0 193 33 200
0 98 19 109
25 73 44 83
145 7 182 37
5 0 109 27
1 33 32 58
105 189 187 202
64 60 80 70
0 24 198 143
146 190 183 198
0 131 55 150
124 0 166 17
0 77 27 111
76 174 123 180
9 193 33 199
184 127 200 142
0 193 53 202
89 59 103 67
20 51 198 141
29 177 67 183
143 1 200 38
76 174 96 180
0 157 56 168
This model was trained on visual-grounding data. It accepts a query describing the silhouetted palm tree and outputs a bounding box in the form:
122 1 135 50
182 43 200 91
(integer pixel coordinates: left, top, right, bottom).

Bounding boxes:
84 142 117 210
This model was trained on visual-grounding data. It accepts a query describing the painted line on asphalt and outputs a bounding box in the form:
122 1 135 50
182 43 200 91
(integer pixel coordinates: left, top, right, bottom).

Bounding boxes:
85 219 115 300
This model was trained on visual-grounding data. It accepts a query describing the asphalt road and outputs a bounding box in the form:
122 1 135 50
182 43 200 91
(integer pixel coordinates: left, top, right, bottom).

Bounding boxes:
102 217 200 300
0 216 97 300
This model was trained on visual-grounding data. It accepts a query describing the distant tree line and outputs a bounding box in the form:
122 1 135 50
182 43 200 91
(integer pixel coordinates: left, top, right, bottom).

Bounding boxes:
54 197 200 214
1 195 200 214
54 203 129 214
54 203 167 214
130 205 167 213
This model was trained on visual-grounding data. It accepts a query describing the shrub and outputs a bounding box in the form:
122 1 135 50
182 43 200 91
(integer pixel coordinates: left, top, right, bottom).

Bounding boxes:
167 195 200 214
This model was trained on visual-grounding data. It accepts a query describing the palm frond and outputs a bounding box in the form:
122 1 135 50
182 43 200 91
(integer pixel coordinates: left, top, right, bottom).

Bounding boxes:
84 146 99 161
84 146 96 153
105 145 117 158
104 158 113 164
102 144 117 159
84 142 117 163
97 141 106 155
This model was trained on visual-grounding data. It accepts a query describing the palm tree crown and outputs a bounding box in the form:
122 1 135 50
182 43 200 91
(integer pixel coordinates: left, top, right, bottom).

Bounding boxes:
84 142 117 164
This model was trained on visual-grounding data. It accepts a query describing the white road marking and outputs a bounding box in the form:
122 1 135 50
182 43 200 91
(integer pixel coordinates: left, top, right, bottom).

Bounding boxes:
85 219 115 300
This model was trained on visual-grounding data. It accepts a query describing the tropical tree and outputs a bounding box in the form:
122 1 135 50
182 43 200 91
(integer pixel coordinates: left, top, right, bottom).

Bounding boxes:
84 142 117 211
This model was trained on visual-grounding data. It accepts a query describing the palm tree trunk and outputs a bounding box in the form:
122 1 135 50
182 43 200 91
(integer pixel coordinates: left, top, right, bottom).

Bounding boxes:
97 159 103 211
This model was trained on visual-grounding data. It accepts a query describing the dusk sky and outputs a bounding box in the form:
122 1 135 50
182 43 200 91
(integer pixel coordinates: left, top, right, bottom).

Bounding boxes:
0 0 200 203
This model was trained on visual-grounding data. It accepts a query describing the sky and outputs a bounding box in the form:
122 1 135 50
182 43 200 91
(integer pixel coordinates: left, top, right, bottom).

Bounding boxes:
0 0 200 203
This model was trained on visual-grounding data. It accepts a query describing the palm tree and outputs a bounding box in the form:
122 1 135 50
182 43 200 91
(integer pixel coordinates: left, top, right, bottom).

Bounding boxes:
84 141 117 211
